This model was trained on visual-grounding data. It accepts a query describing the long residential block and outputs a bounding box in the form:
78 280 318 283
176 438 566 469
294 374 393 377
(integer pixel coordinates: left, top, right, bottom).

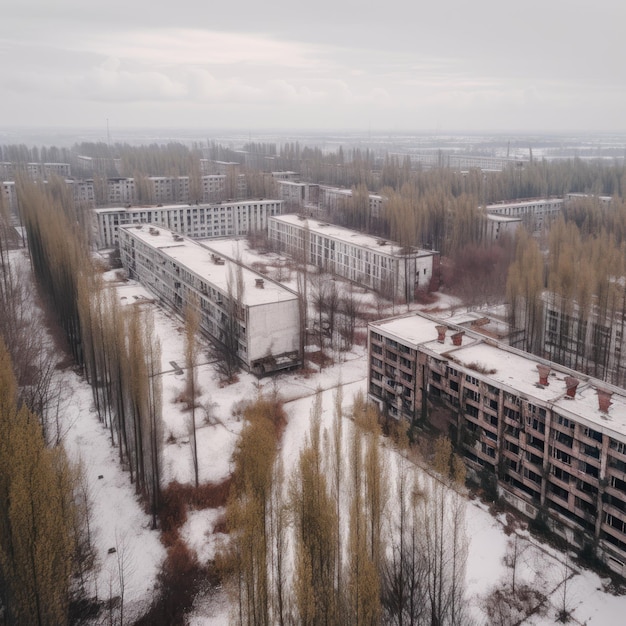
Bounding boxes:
368 311 626 576
94 199 282 249
118 224 301 374
268 214 438 301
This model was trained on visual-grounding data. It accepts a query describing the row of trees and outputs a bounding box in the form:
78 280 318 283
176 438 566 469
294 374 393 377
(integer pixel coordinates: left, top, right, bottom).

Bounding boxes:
221 389 470 626
18 179 166 528
0 192 93 624
507 213 626 384
0 338 89 624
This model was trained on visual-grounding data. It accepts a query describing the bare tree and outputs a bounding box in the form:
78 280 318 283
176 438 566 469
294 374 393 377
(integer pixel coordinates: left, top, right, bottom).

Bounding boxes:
184 296 201 487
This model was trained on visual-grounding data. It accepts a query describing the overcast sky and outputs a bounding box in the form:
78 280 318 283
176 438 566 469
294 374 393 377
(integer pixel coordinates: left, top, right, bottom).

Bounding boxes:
1 0 624 133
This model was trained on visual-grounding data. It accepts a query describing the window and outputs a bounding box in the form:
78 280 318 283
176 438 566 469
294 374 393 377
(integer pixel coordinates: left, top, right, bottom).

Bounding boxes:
465 388 480 403
552 448 571 465
582 444 600 460
549 482 568 500
610 440 626 455
505 440 519 454
504 407 521 422
551 466 570 483
524 468 542 485
553 431 573 448
481 442 496 458
466 374 479 386
582 427 602 443
578 460 599 479
556 414 574 431
465 404 479 418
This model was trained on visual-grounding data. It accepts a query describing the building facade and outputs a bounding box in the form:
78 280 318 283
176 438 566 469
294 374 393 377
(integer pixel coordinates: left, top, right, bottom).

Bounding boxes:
485 214 522 242
268 215 438 301
118 224 301 374
93 199 283 249
368 311 626 575
486 198 564 232
0 161 71 180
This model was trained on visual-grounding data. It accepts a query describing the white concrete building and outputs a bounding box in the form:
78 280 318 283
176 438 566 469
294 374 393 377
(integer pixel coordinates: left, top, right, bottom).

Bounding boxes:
485 214 522 241
1 181 17 212
93 199 283 249
148 176 190 204
320 186 385 219
486 198 563 232
43 162 71 178
271 171 299 181
565 193 613 207
118 224 301 374
276 181 319 208
268 214 439 301
0 161 71 180
107 178 136 205
66 179 96 207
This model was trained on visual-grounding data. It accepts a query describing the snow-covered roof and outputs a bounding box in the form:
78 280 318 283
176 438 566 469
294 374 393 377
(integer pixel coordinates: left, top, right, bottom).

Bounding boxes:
271 214 436 257
486 198 563 210
120 224 298 307
486 214 522 223
94 198 281 214
371 311 626 439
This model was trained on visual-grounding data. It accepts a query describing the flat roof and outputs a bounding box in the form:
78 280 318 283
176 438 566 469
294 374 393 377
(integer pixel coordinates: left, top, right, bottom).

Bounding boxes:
271 214 436 257
94 199 281 214
120 224 298 307
486 198 564 209
486 214 522 223
371 311 626 439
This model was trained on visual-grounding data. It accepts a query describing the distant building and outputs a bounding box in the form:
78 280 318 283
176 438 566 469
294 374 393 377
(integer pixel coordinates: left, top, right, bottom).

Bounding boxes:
368 310 626 576
0 161 71 180
486 198 563 232
118 224 301 374
276 181 319 208
565 193 613 207
409 153 527 172
268 214 438 301
485 214 522 241
76 155 121 175
1 181 17 212
66 179 96 208
271 171 299 181
148 176 190 205
93 199 283 249
320 186 384 219
107 178 136 206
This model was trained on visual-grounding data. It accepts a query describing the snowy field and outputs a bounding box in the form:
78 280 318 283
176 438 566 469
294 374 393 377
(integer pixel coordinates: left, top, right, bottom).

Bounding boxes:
48 243 626 624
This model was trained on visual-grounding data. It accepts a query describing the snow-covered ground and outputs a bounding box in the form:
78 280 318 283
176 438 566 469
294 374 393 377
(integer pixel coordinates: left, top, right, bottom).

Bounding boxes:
34 240 626 624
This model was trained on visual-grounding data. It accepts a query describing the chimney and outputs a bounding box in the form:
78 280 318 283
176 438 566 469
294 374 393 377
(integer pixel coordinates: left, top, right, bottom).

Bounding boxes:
435 325 447 343
564 376 579 398
255 278 265 289
597 389 613 413
451 331 465 346
536 364 551 386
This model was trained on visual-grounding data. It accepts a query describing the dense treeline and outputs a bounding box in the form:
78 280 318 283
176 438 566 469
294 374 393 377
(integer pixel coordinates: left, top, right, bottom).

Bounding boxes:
0 144 71 164
507 209 626 384
116 143 199 177
0 338 87 625
0 192 92 624
17 180 164 527
220 390 470 626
